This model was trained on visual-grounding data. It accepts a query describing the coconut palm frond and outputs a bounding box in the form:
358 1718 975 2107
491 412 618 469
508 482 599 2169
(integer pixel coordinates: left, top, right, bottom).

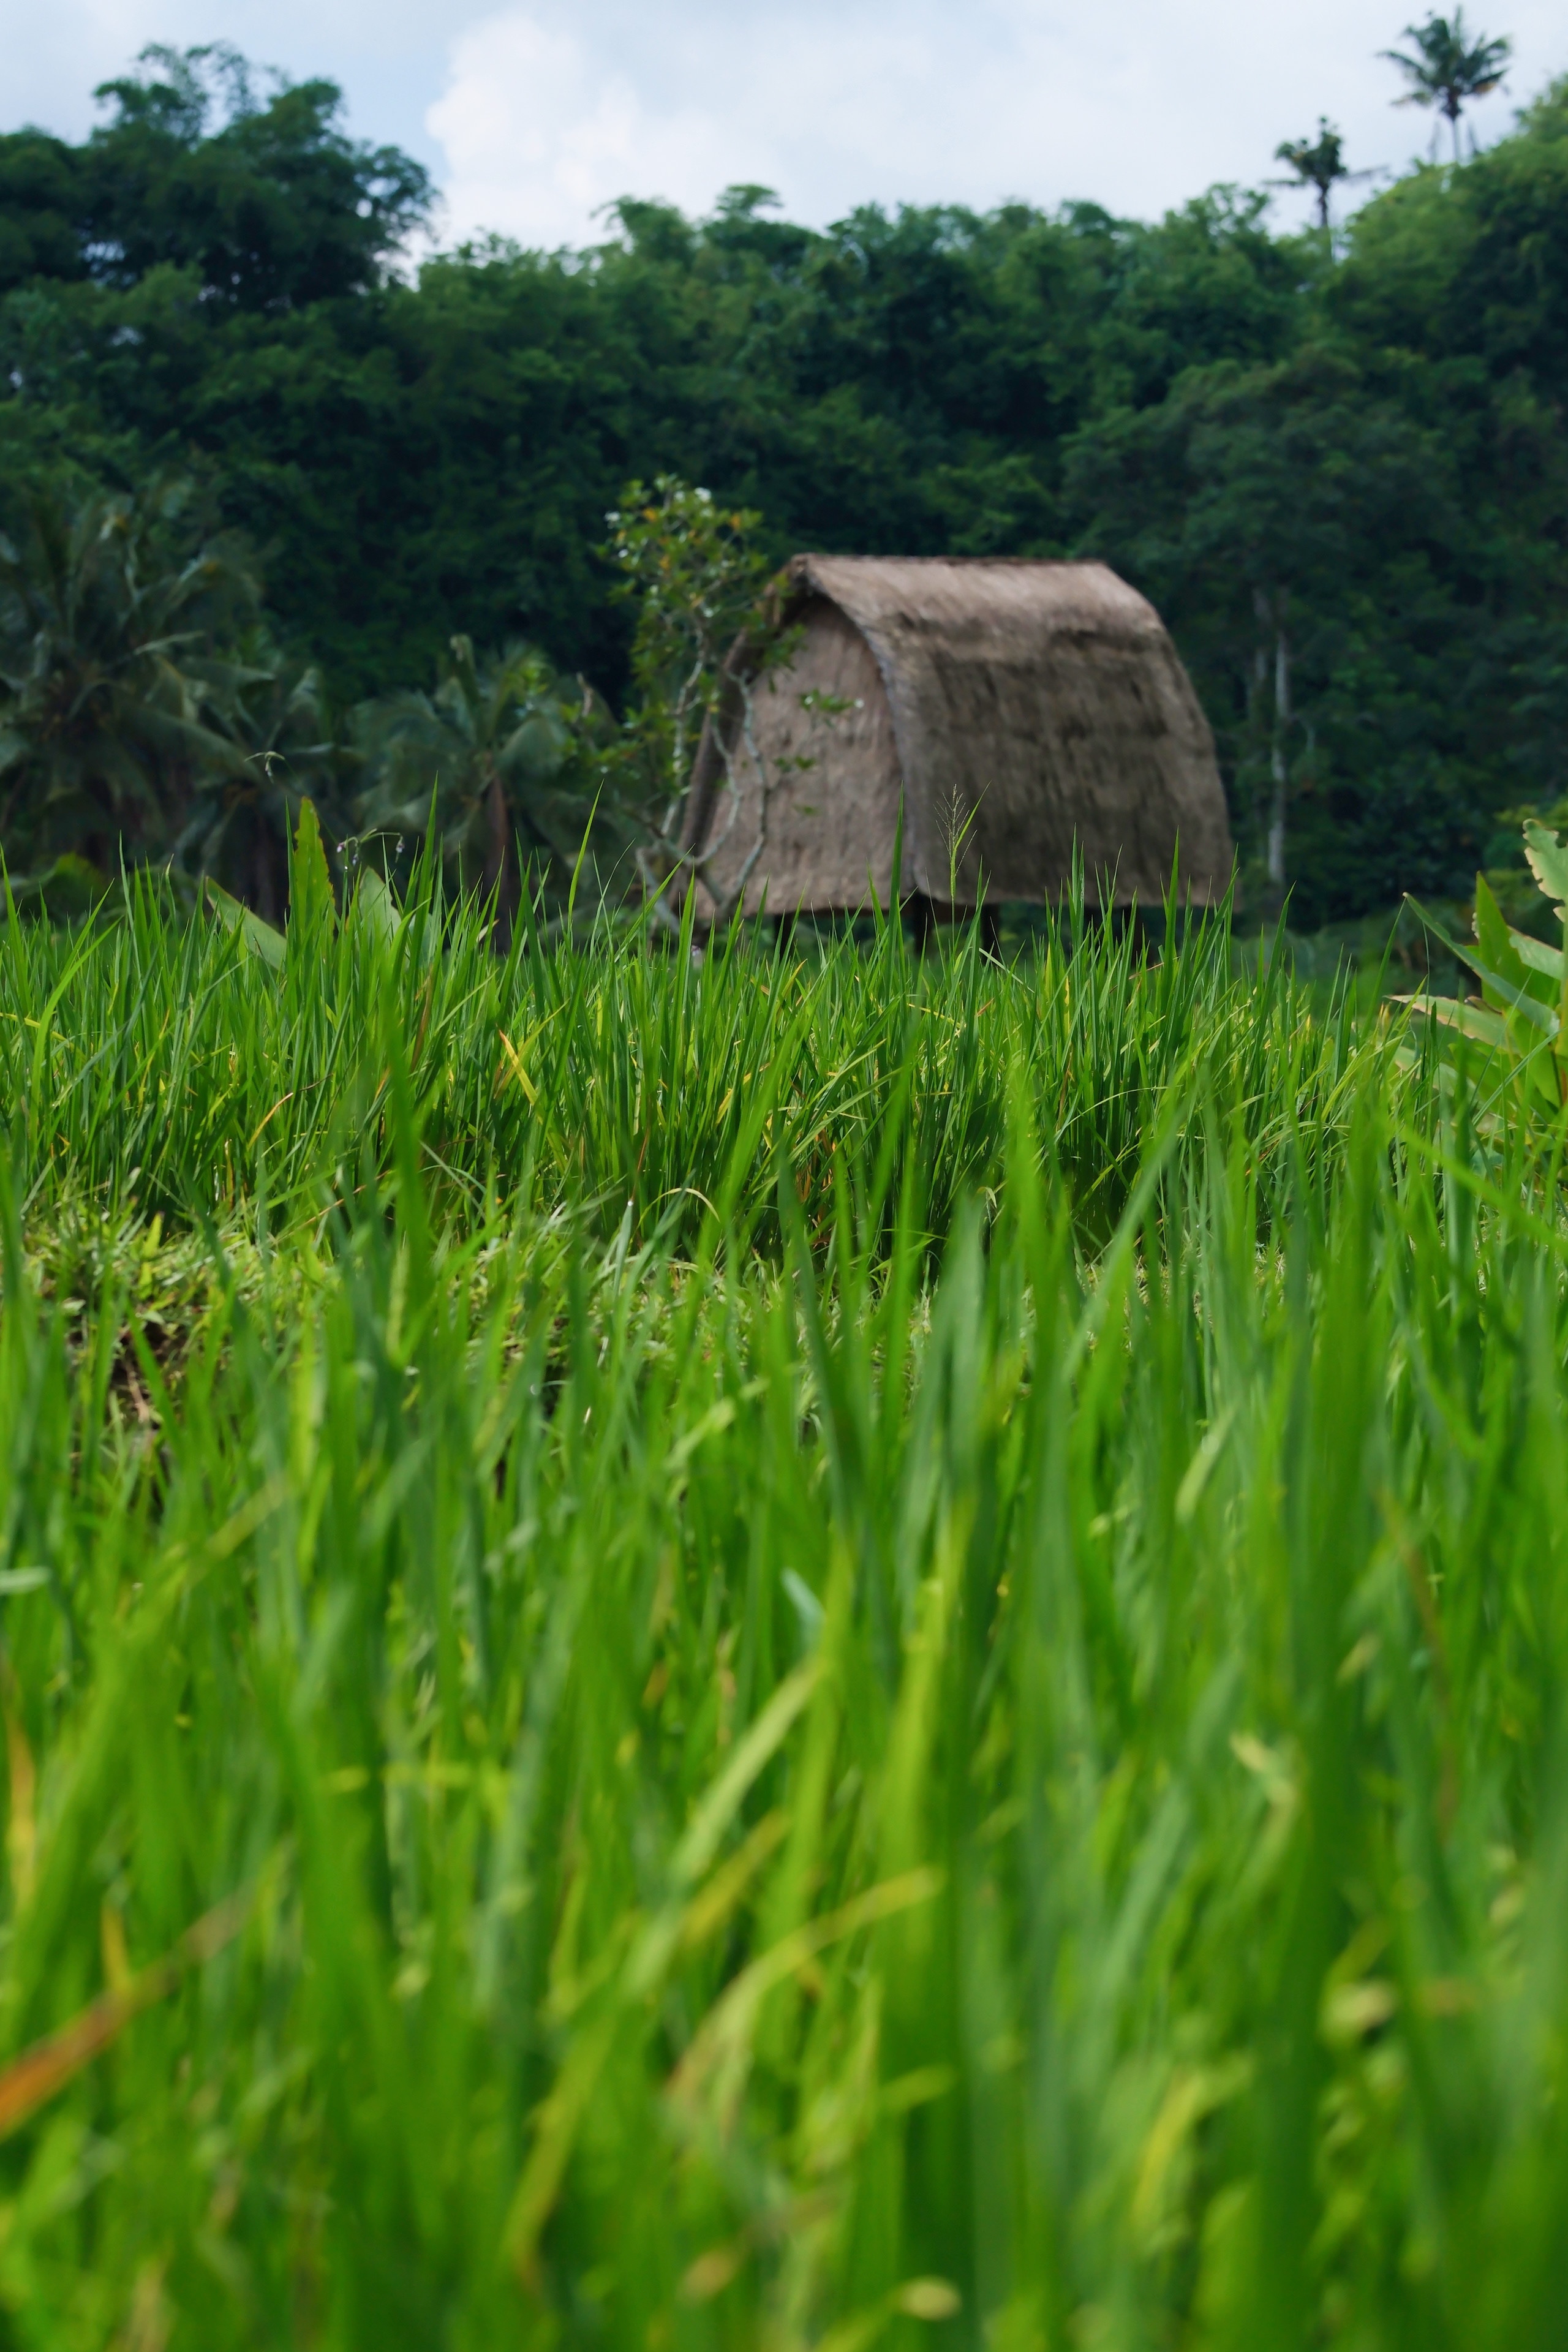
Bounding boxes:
1381 10 1512 160
0 473 266 881
352 635 625 933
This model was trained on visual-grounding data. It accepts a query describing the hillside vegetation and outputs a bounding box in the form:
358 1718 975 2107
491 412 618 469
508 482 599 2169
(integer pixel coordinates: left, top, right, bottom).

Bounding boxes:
2 47 1568 921
1 839 1567 2342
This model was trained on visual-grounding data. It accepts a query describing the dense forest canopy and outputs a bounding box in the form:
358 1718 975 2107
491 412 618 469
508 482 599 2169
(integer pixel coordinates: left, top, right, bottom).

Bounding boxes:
2 41 1566 924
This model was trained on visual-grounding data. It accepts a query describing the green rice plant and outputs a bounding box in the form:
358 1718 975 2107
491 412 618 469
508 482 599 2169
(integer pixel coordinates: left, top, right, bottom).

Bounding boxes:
4 832 1566 2348
3 809 1401 1267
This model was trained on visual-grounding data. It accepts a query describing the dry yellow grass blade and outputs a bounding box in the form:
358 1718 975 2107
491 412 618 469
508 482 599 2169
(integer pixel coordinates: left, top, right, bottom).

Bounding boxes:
0 1888 250 2144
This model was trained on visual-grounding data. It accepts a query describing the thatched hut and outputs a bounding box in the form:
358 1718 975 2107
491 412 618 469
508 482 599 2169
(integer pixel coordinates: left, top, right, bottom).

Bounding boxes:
681 554 1231 918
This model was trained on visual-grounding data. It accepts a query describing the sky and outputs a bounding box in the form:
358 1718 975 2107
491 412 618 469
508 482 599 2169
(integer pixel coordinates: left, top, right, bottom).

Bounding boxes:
6 0 1564 249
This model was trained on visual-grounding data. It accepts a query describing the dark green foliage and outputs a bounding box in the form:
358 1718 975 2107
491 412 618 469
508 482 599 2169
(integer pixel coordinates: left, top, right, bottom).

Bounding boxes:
1064 344 1482 913
0 130 83 287
1332 78 1568 382
0 44 431 309
173 640 349 922
0 473 262 878
2 52 1567 924
352 634 629 920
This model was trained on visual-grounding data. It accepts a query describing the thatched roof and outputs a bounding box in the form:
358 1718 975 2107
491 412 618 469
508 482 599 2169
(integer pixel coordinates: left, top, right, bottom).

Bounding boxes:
682 554 1231 914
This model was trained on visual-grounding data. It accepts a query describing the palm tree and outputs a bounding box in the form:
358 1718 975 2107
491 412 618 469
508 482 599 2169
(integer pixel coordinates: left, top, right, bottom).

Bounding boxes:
0 475 260 881
1381 11 1512 162
353 636 621 933
173 635 349 922
1272 120 1379 230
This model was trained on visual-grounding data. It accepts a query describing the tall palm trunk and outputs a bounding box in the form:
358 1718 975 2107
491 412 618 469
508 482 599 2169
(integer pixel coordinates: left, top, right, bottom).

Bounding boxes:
1269 606 1291 894
1254 586 1292 896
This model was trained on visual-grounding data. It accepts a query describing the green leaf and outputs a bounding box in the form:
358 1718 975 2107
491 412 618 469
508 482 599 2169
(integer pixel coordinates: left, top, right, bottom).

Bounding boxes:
1523 820 1568 913
1407 898 1558 1036
287 798 337 951
1473 874 1536 1003
1506 925 1564 984
355 867 401 944
1404 995 1508 1051
1474 875 1559 1012
205 875 284 969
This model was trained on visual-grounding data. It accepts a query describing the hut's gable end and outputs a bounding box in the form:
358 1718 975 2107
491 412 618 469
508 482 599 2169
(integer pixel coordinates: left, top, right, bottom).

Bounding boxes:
697 600 904 918
900 622 1226 903
819 567 1229 907
687 556 1232 914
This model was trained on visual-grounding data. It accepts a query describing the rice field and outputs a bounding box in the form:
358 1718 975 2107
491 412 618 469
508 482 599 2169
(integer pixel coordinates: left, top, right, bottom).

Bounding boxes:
1 839 1566 2349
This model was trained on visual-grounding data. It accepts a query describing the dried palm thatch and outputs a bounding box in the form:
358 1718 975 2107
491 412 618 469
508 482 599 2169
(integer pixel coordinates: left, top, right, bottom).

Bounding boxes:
682 554 1232 915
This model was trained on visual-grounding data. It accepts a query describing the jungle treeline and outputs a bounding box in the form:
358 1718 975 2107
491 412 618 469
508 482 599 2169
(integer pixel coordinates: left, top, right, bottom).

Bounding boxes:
2 45 1566 925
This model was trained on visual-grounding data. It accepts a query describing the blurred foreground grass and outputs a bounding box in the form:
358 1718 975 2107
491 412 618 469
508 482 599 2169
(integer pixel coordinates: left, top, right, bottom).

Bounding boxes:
1 846 1565 2348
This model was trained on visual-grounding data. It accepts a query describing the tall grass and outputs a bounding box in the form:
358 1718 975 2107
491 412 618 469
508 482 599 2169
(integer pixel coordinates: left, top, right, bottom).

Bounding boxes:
2 860 1564 2348
3 853 1383 1261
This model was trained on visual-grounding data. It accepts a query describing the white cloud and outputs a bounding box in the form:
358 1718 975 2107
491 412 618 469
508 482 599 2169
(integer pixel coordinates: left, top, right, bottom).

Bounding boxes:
6 0 1564 249
426 0 1566 251
426 12 750 247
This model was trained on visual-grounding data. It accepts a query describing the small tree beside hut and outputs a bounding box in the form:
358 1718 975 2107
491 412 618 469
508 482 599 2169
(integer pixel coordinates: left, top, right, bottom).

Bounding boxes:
607 478 798 932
